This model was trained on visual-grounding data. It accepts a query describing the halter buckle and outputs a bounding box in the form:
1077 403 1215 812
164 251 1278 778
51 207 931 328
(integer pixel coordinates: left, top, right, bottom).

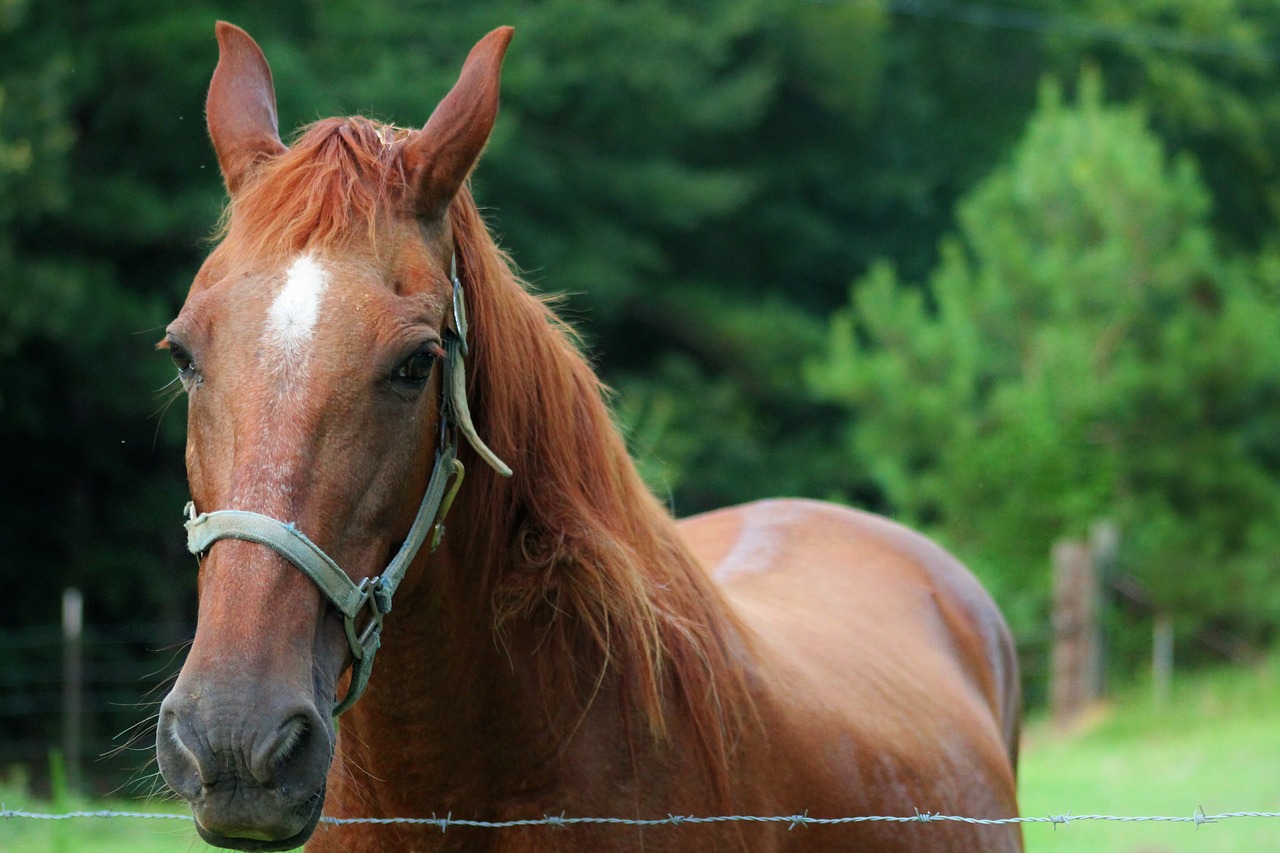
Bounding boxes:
344 576 387 662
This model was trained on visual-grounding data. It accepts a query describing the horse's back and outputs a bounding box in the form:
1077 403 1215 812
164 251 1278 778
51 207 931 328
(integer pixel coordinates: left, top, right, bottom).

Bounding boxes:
678 498 1021 852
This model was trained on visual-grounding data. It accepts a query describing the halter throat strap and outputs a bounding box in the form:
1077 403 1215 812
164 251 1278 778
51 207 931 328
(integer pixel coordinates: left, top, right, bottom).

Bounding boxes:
182 257 509 717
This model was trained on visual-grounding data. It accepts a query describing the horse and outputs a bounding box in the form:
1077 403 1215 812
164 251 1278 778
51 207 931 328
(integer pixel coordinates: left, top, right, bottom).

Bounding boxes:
155 21 1023 853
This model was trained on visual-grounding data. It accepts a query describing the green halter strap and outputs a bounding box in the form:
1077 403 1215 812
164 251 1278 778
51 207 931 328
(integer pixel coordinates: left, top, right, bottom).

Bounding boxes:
183 257 510 717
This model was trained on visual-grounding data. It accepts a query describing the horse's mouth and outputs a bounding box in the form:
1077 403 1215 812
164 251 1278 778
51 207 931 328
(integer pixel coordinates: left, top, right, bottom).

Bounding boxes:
192 786 326 852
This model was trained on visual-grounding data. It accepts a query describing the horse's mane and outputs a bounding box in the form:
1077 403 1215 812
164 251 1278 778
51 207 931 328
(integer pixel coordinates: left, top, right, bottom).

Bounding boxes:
450 193 758 779
220 117 755 792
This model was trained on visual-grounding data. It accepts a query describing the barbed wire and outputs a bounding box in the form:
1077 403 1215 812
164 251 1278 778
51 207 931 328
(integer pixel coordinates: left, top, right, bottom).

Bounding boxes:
5 806 1280 831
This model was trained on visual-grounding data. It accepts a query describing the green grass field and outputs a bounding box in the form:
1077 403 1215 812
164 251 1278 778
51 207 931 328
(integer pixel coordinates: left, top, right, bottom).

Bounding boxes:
4 657 1279 852
1019 655 1280 852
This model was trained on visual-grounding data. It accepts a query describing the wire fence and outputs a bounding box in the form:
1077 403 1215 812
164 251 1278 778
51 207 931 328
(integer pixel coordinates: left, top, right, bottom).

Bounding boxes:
0 614 189 793
4 806 1280 831
2 606 1270 840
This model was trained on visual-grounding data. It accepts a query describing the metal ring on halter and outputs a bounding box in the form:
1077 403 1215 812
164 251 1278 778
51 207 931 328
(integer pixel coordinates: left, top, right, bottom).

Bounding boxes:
343 576 388 662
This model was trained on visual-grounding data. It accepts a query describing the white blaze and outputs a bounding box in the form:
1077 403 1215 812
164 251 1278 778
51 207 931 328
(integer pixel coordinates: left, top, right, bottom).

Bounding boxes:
265 253 328 357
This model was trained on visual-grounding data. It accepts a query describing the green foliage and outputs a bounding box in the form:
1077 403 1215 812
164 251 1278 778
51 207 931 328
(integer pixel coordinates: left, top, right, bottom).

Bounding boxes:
0 0 75 353
1056 0 1280 248
811 72 1280 640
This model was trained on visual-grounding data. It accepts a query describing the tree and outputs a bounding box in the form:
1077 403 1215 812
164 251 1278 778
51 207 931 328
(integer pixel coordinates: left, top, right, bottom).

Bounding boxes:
810 72 1280 649
1051 0 1280 251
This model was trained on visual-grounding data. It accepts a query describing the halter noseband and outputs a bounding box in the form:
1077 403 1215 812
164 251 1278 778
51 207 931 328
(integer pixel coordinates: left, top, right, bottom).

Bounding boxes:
182 256 511 717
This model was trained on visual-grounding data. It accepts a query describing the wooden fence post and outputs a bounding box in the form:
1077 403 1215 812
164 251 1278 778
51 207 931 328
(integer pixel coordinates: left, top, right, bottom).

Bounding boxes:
1088 520 1118 697
62 587 83 795
1050 539 1100 728
1152 611 1174 709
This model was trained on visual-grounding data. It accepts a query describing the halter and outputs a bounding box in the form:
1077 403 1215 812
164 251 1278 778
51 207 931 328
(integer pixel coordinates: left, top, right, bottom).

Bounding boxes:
183 256 512 717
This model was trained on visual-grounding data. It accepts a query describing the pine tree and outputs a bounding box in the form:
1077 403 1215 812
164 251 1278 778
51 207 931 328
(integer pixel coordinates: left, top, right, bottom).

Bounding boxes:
811 72 1280 651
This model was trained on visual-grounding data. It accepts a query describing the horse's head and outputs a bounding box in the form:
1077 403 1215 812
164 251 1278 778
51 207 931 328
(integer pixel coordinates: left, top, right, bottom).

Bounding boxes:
155 22 512 850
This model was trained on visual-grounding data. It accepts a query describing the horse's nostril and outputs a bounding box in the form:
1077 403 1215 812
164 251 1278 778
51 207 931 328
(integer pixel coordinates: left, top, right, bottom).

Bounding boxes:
251 714 302 785
273 716 309 766
156 698 206 800
249 707 332 795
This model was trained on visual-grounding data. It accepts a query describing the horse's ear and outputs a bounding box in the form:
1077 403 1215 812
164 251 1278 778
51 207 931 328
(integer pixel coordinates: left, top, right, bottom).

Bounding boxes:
404 27 514 222
206 21 287 194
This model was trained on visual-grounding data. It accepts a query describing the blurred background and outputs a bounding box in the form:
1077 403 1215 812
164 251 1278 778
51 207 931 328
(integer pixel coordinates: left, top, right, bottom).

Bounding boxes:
2 0 1280 845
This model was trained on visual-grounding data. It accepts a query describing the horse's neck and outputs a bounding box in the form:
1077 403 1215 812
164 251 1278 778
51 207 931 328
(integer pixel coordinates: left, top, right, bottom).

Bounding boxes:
328 476 735 820
327 525 675 819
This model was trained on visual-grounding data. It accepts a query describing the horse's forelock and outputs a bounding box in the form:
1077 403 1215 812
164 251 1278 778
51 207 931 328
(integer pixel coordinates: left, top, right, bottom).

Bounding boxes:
217 117 413 259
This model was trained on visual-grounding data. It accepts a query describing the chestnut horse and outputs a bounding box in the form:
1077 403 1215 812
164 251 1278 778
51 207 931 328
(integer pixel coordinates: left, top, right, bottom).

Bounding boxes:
156 22 1022 853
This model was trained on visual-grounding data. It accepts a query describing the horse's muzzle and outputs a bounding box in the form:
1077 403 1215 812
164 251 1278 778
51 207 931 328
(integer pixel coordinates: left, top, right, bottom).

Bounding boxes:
156 686 333 850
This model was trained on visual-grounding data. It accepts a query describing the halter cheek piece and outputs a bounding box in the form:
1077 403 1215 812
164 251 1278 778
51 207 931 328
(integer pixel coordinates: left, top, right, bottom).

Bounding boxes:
183 255 512 717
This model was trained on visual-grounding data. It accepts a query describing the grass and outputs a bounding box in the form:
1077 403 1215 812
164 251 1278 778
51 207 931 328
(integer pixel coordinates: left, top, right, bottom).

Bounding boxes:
3 657 1279 851
1018 655 1280 852
0 761 212 853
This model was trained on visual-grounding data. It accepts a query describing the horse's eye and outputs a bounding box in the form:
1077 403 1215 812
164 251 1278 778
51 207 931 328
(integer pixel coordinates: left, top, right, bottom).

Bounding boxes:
392 349 437 385
169 341 197 378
